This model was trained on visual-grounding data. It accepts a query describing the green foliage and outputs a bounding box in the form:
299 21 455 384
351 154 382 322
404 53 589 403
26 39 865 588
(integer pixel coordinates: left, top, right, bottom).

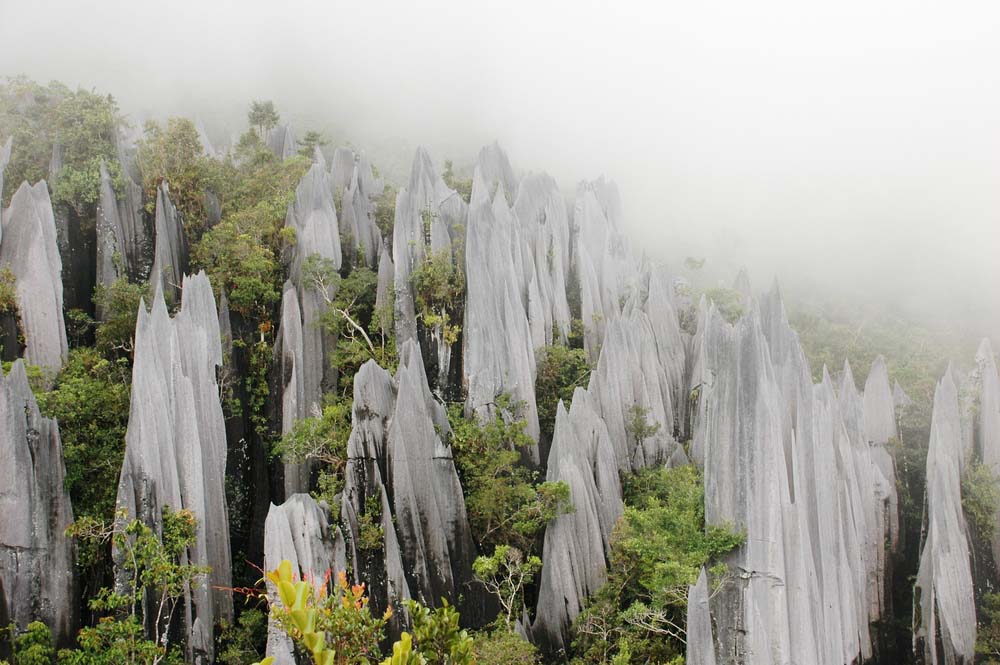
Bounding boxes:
382 633 423 665
571 465 744 664
36 348 130 523
963 462 1000 543
248 101 280 137
273 395 352 509
265 561 388 664
534 344 592 441
61 507 207 664
216 608 268 665
373 185 397 240
136 117 222 238
703 287 744 324
977 592 1000 662
302 258 398 397
404 599 475 665
92 278 148 357
472 626 539 665
411 250 464 346
442 161 471 204
297 131 328 158
191 153 308 321
3 622 55 665
624 404 661 447
473 545 542 628
357 493 385 552
0 78 124 215
448 398 571 553
0 268 17 314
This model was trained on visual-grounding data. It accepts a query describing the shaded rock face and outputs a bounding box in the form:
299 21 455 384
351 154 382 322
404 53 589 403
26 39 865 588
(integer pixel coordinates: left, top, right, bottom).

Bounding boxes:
341 342 476 630
95 160 149 315
532 390 622 650
0 360 76 645
686 569 717 665
115 272 232 661
263 494 346 664
690 284 900 665
463 165 540 456
862 356 901 564
149 183 188 304
0 180 68 376
392 148 467 390
913 370 976 665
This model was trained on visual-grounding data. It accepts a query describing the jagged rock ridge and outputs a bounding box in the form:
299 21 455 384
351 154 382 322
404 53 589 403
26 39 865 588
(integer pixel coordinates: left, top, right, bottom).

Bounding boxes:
114 272 232 661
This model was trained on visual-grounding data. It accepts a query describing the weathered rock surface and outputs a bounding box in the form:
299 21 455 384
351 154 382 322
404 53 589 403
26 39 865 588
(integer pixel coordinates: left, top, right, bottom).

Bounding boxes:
463 166 540 452
95 160 148 311
862 356 901 558
533 390 622 650
686 569 717 665
341 341 475 628
263 494 346 664
273 151 342 493
913 369 976 665
0 181 68 375
115 273 232 660
392 148 466 390
690 284 899 664
512 172 571 346
0 360 76 644
266 125 297 161
337 150 384 268
975 339 1000 575
389 341 475 606
149 182 188 303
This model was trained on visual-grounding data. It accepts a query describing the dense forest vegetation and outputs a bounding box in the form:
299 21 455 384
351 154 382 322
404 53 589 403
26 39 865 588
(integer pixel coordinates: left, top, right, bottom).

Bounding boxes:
0 76 997 665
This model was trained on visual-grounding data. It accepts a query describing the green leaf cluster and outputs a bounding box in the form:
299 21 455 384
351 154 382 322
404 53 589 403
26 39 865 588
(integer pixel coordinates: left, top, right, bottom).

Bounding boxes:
571 465 744 664
448 399 571 553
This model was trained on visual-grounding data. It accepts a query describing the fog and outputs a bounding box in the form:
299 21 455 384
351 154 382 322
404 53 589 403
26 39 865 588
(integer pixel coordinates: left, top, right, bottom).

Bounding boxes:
2 0 998 337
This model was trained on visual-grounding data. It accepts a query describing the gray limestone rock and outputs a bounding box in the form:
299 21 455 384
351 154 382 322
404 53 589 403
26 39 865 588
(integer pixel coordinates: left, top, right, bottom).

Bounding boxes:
913 370 976 665
686 569 717 665
513 172 572 345
375 246 395 333
273 281 309 495
0 181 68 376
476 142 518 201
341 360 412 630
115 273 232 659
150 183 188 304
274 153 342 494
862 356 900 556
389 341 475 605
341 345 474 629
266 125 297 161
0 360 76 644
331 147 357 196
95 160 148 311
975 339 1000 576
392 148 466 389
463 169 540 453
263 494 346 664
533 390 622 650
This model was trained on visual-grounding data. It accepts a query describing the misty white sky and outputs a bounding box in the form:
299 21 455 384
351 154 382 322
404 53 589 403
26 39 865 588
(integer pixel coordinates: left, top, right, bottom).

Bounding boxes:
1 0 998 335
